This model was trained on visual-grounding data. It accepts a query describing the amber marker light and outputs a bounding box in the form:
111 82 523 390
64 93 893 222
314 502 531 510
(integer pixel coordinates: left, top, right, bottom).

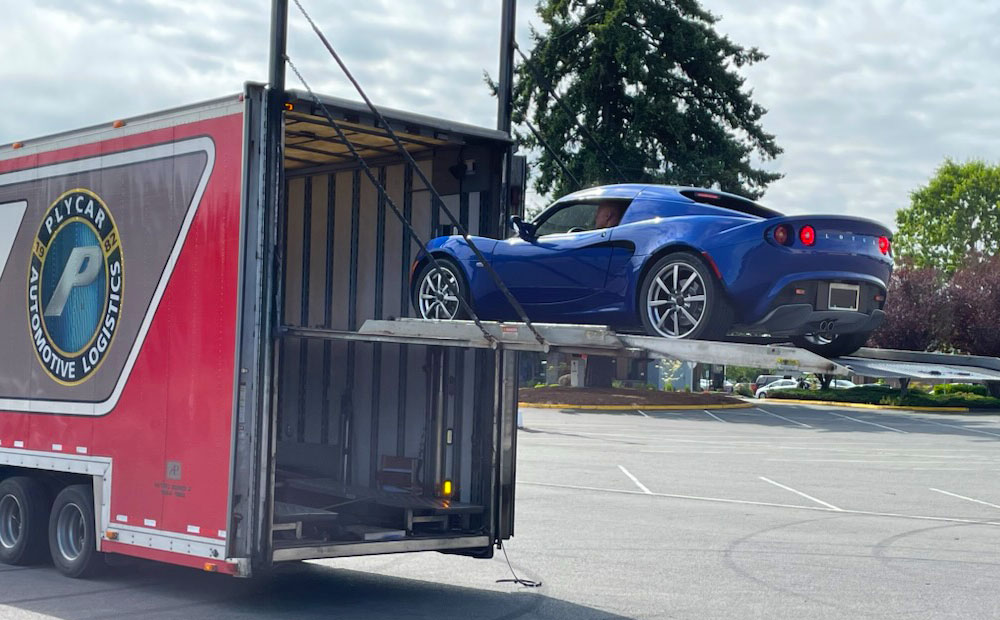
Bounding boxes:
441 479 453 498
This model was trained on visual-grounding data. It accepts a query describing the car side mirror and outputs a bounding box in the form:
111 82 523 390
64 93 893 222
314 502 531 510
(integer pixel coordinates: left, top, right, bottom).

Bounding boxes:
509 215 535 240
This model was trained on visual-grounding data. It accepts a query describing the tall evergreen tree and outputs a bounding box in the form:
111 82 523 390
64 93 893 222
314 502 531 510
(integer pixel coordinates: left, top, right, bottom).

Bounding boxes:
512 0 782 199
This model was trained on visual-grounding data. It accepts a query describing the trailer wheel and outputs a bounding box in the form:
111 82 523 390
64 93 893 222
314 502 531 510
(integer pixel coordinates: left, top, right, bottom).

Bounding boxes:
49 485 103 578
0 476 51 565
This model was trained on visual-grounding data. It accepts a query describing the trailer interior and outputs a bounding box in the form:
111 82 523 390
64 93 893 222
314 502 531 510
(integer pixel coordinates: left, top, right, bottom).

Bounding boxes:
267 92 516 561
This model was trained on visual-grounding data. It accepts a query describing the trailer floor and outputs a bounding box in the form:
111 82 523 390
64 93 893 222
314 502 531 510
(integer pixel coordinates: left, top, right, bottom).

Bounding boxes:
3 403 1000 619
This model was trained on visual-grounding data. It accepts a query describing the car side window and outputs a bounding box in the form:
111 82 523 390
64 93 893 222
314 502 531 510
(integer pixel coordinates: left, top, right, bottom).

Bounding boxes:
533 203 599 237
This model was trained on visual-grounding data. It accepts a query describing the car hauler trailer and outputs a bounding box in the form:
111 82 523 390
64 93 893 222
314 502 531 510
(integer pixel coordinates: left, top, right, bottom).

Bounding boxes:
0 84 531 577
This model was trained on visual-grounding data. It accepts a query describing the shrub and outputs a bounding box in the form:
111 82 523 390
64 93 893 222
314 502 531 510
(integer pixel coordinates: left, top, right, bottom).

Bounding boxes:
932 383 987 396
949 255 1000 356
767 387 1000 409
869 261 949 351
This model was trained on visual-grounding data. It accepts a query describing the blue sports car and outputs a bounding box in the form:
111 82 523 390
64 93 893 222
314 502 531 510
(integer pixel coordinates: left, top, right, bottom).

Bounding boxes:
410 184 893 357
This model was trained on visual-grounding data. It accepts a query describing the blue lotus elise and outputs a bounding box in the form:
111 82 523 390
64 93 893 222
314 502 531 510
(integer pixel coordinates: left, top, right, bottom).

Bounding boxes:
410 184 893 357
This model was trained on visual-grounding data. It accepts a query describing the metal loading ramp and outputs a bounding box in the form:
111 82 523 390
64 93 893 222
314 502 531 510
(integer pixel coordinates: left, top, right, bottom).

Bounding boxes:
286 318 852 376
283 319 1000 384
839 348 1000 383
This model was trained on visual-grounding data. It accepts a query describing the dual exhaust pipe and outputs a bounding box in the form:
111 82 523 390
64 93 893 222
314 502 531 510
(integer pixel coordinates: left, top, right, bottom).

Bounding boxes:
818 319 836 333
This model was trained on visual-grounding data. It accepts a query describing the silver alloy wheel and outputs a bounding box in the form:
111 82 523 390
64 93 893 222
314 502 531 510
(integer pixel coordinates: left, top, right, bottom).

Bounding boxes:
418 265 461 320
55 502 86 562
646 261 708 338
0 494 22 550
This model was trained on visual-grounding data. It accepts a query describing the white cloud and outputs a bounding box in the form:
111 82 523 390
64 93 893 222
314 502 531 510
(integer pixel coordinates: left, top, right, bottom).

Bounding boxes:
1 0 997 229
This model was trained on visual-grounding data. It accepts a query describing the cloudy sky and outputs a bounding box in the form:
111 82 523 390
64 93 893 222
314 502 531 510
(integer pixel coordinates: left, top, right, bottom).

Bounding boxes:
1 0 997 229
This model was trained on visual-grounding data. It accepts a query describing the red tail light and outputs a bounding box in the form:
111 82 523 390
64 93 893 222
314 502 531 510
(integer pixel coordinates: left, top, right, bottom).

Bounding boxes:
799 225 816 246
878 236 891 255
772 224 792 246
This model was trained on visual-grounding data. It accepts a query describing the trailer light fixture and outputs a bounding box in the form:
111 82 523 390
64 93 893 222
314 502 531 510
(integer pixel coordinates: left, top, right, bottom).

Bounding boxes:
112 120 126 129
283 102 294 112
441 479 453 498
878 236 891 255
799 225 816 246
105 530 119 541
794 288 807 296
203 563 219 573
12 142 23 149
875 294 885 302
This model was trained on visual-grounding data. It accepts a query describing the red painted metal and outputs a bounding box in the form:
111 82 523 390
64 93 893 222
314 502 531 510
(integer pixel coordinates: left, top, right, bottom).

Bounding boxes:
0 112 244 572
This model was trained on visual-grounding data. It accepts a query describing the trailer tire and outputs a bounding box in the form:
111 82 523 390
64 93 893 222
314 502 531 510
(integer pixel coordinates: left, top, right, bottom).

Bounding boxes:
49 485 103 578
0 476 51 565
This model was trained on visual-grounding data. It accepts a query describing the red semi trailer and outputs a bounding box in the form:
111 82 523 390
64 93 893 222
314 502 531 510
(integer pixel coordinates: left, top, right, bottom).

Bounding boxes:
0 84 522 577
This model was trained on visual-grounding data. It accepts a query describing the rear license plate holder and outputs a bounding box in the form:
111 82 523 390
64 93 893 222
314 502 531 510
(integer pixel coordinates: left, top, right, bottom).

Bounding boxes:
828 283 860 311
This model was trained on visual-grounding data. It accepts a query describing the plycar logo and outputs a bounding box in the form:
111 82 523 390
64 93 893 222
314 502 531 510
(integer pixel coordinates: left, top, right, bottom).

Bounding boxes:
27 189 123 385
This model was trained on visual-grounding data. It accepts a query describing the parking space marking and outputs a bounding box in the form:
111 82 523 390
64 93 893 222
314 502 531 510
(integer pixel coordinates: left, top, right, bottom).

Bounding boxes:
636 409 650 417
755 407 812 428
618 465 652 494
930 488 1000 510
520 480 1000 527
827 411 908 433
703 410 729 423
758 476 842 511
907 417 1000 438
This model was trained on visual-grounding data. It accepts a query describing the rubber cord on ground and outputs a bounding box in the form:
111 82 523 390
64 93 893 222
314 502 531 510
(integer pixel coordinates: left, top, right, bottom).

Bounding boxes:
496 542 542 588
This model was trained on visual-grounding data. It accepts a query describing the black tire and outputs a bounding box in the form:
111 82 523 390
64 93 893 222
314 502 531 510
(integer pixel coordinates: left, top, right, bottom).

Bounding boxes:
411 258 470 320
0 476 51 565
639 252 732 340
791 332 871 358
48 484 103 578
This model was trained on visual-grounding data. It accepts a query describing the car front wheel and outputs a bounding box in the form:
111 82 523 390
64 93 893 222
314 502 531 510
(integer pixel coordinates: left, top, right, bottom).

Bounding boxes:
639 253 732 340
412 259 469 320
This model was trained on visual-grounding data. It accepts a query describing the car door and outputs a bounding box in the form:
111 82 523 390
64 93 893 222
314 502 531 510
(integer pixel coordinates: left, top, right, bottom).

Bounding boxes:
492 202 615 306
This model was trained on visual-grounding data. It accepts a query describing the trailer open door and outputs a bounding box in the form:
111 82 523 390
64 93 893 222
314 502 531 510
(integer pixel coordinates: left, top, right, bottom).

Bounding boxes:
495 349 518 542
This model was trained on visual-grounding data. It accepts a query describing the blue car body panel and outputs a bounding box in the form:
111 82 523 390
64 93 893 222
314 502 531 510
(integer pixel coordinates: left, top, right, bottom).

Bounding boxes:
416 184 893 333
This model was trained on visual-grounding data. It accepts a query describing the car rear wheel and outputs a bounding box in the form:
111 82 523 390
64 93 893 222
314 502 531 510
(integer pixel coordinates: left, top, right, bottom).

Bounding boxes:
0 476 50 566
639 253 732 340
791 331 871 358
412 259 469 320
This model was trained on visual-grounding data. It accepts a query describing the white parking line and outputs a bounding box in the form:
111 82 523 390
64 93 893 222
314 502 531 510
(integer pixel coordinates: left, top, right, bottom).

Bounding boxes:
910 417 1000 438
520 480 1000 527
618 465 652 494
636 409 649 417
827 411 908 433
758 476 842 511
755 407 812 428
703 410 729 423
930 488 1000 510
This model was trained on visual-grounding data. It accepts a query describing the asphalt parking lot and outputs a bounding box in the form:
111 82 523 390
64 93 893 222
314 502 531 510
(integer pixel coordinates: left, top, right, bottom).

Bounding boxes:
2 403 999 619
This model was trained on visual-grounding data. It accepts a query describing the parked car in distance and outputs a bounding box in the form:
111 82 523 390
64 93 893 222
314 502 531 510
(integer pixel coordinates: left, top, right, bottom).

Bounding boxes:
831 379 857 389
756 378 802 398
752 374 796 393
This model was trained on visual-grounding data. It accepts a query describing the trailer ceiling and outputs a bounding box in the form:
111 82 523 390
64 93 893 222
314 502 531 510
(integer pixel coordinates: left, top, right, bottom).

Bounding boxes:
281 91 510 173
283 111 451 171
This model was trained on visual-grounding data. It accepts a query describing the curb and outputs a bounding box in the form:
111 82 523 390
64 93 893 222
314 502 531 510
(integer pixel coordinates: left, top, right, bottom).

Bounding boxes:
517 402 754 411
761 398 969 413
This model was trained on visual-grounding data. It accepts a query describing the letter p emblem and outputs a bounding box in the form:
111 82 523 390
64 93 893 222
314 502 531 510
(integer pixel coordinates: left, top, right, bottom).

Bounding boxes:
44 246 102 317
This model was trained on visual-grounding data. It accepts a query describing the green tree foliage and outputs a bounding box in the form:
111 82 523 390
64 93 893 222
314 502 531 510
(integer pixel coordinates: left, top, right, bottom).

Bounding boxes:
895 159 1000 274
512 0 782 199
